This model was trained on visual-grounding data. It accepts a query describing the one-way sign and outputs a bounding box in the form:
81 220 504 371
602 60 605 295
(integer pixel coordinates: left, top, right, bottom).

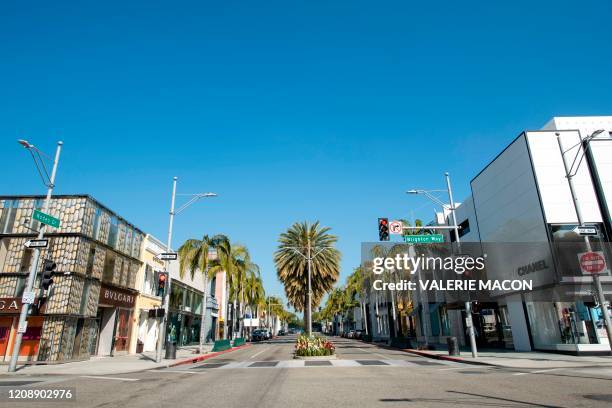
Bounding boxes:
573 226 598 236
158 253 178 261
24 239 49 249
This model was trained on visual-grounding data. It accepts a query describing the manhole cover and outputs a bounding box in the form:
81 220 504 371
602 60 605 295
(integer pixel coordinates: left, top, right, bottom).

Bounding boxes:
191 363 227 369
583 394 612 403
0 381 41 387
357 360 389 366
249 361 278 368
305 360 332 367
411 361 441 366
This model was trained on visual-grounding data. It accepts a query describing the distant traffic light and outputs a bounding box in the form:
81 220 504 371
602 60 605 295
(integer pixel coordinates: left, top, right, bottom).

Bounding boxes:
378 218 389 241
157 272 168 297
41 259 56 290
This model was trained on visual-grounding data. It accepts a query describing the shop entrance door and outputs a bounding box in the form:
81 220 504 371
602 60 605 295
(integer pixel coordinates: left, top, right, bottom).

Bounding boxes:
0 317 13 360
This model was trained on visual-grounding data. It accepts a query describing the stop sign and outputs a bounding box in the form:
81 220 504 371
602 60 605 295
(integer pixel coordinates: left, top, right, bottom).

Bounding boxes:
579 252 606 274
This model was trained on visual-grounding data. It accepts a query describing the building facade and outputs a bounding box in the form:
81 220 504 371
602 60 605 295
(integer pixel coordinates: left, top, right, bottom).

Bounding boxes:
405 116 612 354
0 195 144 362
128 234 164 354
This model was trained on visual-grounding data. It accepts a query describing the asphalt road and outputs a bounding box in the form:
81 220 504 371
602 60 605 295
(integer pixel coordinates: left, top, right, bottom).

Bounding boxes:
2 335 612 408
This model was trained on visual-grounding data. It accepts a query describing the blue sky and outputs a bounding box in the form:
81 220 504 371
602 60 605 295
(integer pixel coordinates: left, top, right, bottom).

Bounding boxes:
2 1 611 306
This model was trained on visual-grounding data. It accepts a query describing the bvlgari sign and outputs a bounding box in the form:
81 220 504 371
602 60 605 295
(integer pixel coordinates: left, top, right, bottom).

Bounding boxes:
99 284 136 308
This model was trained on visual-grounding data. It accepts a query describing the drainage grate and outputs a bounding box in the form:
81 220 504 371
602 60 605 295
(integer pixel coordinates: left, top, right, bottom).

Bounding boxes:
357 360 389 366
411 360 441 366
191 363 227 369
0 381 41 387
304 360 333 367
249 361 278 368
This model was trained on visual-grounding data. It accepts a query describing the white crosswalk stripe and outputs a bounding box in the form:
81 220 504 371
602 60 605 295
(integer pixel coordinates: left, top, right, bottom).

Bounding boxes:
186 359 452 370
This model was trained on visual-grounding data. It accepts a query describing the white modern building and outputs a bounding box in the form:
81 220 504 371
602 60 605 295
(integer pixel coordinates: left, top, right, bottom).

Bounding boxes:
408 116 612 354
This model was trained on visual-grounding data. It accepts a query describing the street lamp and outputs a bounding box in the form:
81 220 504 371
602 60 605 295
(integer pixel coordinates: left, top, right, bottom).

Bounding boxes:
407 172 478 358
9 140 63 373
287 243 334 336
155 177 217 363
556 130 612 350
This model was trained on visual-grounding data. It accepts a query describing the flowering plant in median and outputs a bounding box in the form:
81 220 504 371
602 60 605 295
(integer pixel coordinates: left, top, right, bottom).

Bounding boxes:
294 334 335 357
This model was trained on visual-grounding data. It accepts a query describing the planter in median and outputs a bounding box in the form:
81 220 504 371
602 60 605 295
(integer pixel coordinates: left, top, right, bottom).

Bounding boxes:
212 339 232 352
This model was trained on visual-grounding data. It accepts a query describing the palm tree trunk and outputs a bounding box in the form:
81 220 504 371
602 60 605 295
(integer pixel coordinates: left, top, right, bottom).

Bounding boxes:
362 300 368 335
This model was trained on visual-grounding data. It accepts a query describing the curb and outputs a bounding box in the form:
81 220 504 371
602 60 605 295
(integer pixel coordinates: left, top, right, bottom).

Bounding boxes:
169 343 252 368
401 348 495 366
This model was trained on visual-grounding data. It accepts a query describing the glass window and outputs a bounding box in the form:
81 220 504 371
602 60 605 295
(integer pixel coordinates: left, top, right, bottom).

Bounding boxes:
86 246 96 276
0 199 19 234
102 252 116 283
108 216 119 248
92 208 102 240
143 264 159 297
79 280 91 315
20 248 34 272
124 227 133 255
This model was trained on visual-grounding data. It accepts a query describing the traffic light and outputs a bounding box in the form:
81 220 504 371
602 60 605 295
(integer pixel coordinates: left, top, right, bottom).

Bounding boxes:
157 272 168 297
378 218 389 241
41 259 56 290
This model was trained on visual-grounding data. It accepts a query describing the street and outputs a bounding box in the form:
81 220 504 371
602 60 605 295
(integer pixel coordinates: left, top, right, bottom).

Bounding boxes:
2 335 612 408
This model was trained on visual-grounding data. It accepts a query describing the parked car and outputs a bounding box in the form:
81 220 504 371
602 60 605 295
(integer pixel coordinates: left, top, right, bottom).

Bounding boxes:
354 330 365 340
348 330 357 339
251 329 267 341
278 329 286 336
262 329 271 339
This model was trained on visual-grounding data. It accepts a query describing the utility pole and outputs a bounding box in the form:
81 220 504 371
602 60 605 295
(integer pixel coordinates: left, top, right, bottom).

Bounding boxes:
307 236 312 336
557 133 612 350
156 177 177 363
445 172 478 358
9 141 62 372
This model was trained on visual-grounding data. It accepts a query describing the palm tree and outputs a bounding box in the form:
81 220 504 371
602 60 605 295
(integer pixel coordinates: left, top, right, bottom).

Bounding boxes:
177 235 215 351
347 266 368 335
274 221 341 336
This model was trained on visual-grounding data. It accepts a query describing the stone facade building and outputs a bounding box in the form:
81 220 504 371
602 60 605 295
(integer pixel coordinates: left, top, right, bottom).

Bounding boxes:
0 195 144 363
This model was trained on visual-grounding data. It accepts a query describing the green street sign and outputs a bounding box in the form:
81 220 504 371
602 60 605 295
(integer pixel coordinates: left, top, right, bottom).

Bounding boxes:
33 209 61 229
403 234 444 243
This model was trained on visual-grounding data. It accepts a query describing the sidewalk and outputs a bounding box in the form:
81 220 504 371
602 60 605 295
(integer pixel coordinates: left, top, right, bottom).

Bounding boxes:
0 344 246 376
402 345 612 369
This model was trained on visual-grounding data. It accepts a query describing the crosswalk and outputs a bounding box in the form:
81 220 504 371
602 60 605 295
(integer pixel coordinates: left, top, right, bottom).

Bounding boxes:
182 359 447 370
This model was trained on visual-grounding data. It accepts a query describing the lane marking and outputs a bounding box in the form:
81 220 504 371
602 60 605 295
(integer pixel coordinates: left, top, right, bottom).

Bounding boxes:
249 347 270 360
512 368 562 376
354 347 388 360
80 376 139 381
152 370 205 374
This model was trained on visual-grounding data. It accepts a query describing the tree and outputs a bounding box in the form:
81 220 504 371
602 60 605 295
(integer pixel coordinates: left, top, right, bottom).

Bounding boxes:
177 235 215 351
274 221 341 335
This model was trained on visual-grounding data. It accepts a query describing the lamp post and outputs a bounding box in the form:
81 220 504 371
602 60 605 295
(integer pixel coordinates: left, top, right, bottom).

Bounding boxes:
9 140 63 373
407 172 478 358
287 244 334 336
155 177 217 363
556 130 612 350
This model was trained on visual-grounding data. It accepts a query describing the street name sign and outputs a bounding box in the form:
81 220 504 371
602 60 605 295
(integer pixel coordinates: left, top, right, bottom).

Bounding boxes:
403 234 444 243
389 220 403 235
24 239 49 249
17 322 28 334
158 253 178 261
33 210 61 228
578 251 607 275
573 226 598 236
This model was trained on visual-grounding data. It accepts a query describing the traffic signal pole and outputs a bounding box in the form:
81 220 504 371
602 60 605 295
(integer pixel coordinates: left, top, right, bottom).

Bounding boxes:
9 141 62 373
156 177 177 363
445 172 477 358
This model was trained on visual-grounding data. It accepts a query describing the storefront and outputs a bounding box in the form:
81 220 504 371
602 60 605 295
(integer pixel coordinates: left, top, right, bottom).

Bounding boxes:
96 284 137 356
0 298 45 362
167 281 203 347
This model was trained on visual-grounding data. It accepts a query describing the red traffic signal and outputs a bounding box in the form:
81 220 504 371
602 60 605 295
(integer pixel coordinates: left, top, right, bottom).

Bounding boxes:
378 218 390 241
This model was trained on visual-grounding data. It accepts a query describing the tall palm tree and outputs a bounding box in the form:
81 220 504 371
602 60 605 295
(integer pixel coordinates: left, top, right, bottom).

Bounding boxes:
206 235 239 339
177 235 215 351
274 221 341 335
245 270 265 337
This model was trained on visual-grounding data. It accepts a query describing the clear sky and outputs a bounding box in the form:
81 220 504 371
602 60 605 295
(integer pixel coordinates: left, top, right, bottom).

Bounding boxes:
2 1 611 306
